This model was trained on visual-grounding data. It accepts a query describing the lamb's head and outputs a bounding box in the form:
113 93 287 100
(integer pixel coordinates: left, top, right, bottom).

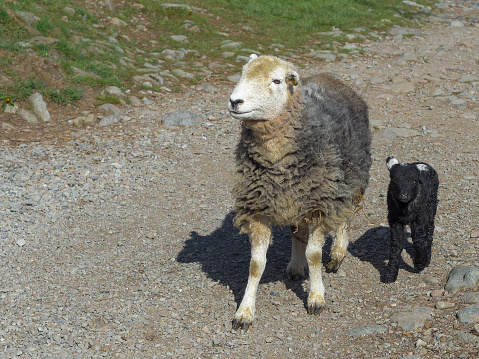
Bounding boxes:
228 54 299 121
386 156 420 204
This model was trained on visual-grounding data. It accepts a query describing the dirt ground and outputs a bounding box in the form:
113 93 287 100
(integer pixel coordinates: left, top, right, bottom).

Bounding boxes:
1 2 479 359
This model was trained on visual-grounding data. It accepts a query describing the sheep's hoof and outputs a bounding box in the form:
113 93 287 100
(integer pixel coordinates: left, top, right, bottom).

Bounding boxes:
414 262 429 272
307 303 325 316
413 252 430 272
232 318 252 332
325 258 344 273
383 268 399 283
307 294 326 316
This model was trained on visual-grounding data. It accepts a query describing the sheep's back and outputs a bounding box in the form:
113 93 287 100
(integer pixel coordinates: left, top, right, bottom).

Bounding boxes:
301 73 371 192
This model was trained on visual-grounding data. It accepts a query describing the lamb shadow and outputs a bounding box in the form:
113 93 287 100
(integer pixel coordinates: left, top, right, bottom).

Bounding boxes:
348 226 418 283
177 212 331 308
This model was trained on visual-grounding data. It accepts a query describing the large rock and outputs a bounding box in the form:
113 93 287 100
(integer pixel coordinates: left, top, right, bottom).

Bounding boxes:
102 86 126 98
161 3 193 13
97 103 124 117
17 108 39 124
457 303 479 323
15 11 40 26
110 17 127 27
390 307 434 331
161 49 186 60
462 292 479 304
445 265 479 293
28 92 50 122
133 74 164 87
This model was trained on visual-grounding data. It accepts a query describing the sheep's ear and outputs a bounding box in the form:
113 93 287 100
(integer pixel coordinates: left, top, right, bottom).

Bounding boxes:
288 70 299 86
386 156 399 171
248 54 258 62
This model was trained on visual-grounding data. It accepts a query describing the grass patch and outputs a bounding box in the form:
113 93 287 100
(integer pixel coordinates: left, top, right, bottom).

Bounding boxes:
94 94 122 107
0 78 83 107
0 0 436 108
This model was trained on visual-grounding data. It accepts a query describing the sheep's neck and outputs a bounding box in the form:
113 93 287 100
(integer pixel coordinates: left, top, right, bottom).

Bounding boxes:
243 108 301 165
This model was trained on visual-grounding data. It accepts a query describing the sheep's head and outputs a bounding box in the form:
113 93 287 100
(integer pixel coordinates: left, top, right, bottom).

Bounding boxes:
386 156 421 203
228 54 299 121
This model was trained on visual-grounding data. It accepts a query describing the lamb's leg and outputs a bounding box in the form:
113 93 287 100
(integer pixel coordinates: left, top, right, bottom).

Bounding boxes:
411 221 431 271
326 222 348 272
384 222 405 283
233 216 272 331
287 221 308 281
305 224 327 315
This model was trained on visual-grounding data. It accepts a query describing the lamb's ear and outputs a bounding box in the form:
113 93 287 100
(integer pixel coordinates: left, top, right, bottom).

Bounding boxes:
386 156 399 171
288 70 299 87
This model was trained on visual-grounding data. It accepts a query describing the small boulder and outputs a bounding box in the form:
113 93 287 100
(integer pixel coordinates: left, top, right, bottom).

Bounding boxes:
390 307 434 331
110 17 127 27
18 108 39 124
445 265 479 293
457 303 479 323
102 86 126 97
29 92 50 122
97 103 124 117
462 292 479 304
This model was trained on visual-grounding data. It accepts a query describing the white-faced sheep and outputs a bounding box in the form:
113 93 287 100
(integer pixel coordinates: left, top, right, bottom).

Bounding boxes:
227 54 372 331
384 157 439 283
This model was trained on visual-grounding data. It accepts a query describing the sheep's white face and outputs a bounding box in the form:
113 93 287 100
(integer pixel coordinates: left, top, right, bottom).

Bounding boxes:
228 55 299 121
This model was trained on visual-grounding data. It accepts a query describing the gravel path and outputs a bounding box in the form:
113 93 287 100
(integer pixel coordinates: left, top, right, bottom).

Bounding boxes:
1 2 479 358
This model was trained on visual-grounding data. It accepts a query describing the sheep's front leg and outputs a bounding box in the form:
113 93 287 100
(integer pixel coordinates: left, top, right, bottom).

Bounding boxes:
233 216 272 331
410 221 431 271
326 222 348 272
384 222 405 283
306 224 327 315
287 222 308 281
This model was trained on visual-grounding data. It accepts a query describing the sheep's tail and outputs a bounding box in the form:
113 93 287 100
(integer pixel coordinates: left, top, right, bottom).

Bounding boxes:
353 190 374 224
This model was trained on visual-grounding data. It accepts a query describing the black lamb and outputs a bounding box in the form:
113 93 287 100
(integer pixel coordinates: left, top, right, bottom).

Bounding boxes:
384 156 439 283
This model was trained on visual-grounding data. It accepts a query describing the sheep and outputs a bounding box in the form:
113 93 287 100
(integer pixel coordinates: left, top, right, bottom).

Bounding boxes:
384 156 439 283
227 54 372 331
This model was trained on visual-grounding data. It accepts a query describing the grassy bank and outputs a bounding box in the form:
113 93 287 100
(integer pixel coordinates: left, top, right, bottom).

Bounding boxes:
0 0 435 106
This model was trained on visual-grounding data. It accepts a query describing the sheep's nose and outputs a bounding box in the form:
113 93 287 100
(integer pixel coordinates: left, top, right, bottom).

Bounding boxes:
230 98 244 108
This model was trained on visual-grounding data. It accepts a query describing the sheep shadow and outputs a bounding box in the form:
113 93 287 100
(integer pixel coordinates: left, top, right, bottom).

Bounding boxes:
177 212 336 309
348 226 418 283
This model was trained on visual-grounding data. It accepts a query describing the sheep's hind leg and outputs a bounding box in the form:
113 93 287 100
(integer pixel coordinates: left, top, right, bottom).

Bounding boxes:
287 221 308 281
233 216 272 332
326 222 348 272
411 221 431 272
305 224 327 315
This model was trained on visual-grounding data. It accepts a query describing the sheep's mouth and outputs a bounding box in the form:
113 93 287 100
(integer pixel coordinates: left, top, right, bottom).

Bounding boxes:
229 109 264 120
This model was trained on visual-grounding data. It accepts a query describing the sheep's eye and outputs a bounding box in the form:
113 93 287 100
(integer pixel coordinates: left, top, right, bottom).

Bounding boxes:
273 79 281 84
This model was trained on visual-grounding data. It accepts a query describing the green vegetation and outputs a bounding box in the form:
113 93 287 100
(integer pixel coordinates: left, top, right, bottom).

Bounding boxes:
0 79 84 106
0 0 435 109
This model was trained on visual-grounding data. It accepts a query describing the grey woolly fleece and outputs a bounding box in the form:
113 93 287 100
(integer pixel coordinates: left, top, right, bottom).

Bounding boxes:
233 73 372 231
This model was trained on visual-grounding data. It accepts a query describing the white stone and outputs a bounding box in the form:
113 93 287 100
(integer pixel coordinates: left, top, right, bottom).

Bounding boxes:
28 92 50 122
